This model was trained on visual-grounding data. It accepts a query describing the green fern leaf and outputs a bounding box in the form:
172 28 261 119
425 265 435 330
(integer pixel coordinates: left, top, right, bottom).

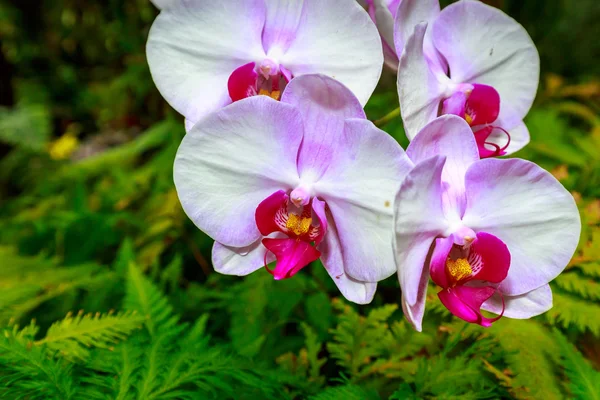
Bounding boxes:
0 324 77 400
487 319 564 399
546 290 600 335
574 262 600 279
554 329 600 399
554 272 600 300
327 300 398 378
124 262 179 337
309 384 380 400
0 247 114 324
36 310 145 361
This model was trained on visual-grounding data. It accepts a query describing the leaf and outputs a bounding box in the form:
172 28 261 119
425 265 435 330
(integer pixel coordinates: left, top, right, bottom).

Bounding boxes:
0 104 51 152
124 262 179 337
310 384 381 400
554 272 600 301
554 329 600 400
546 290 600 336
488 320 564 399
37 310 145 361
0 324 77 400
327 300 399 379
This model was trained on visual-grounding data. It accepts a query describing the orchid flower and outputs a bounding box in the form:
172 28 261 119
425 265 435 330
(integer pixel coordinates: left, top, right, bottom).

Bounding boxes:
147 0 383 130
394 115 580 331
358 0 441 72
395 0 540 157
357 0 402 70
174 75 412 304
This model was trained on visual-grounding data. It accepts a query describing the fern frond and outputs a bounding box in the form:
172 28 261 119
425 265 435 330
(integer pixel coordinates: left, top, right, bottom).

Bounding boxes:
37 310 145 361
554 272 600 300
310 384 381 400
0 324 77 400
124 262 179 337
0 247 114 324
488 319 564 399
554 329 600 399
407 352 496 399
327 300 399 379
80 339 143 400
277 323 326 390
546 290 600 335
574 262 600 279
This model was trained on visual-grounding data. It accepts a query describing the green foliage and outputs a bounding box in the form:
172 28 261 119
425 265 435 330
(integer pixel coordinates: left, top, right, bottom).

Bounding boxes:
0 104 51 152
554 329 600 399
488 320 563 399
0 0 599 398
40 310 145 361
0 323 76 400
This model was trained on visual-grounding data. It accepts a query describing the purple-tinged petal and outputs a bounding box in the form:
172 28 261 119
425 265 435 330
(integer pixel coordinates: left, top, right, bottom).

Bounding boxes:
393 0 441 65
462 158 581 296
441 91 467 118
147 0 267 124
318 211 377 304
395 156 449 306
212 240 274 276
397 23 447 140
407 115 479 220
482 284 552 319
184 119 195 133
174 97 302 247
315 119 412 282
429 236 454 289
438 285 497 327
401 264 430 332
280 0 383 106
262 0 306 53
263 238 320 280
311 197 328 246
367 0 399 70
281 75 365 182
432 0 539 125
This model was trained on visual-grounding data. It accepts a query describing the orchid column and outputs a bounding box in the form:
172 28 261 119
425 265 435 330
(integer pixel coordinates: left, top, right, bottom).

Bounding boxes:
174 75 412 304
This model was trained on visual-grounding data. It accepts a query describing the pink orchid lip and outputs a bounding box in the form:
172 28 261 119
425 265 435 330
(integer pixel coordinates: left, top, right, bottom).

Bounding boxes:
227 60 292 103
430 231 511 327
474 126 512 158
440 83 511 158
255 189 326 280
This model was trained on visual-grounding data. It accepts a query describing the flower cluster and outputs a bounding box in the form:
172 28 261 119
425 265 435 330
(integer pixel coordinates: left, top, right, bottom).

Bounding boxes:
146 0 580 330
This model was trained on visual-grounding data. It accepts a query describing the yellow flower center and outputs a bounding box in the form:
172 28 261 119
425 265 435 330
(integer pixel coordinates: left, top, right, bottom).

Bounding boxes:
446 257 473 283
465 113 474 125
286 213 312 236
258 88 281 101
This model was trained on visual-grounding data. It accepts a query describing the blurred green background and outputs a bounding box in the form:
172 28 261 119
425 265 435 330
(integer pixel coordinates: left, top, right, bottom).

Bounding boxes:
0 0 599 399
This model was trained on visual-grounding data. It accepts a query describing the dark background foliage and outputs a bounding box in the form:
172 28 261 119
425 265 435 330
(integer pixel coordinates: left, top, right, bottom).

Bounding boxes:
0 0 599 399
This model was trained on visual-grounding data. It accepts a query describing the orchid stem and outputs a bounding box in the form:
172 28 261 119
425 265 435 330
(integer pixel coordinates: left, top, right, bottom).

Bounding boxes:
374 107 401 127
